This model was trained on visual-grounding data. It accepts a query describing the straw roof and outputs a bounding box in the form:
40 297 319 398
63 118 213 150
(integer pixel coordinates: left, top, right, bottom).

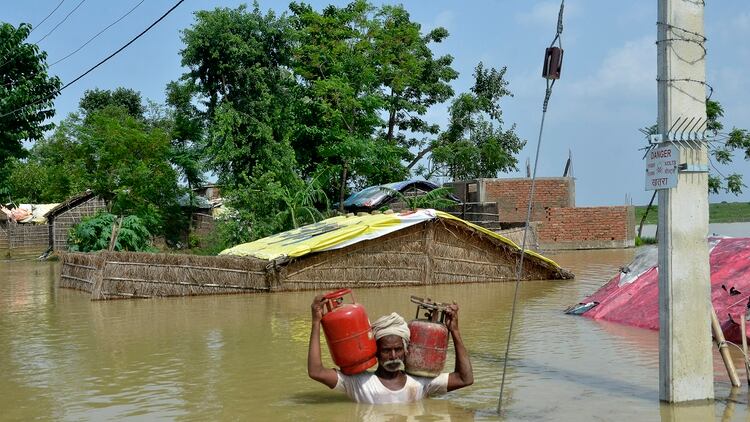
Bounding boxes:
222 209 571 279
46 190 98 220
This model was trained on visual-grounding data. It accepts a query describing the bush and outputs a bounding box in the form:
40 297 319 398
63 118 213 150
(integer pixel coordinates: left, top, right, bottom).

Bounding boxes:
68 211 155 252
635 236 658 246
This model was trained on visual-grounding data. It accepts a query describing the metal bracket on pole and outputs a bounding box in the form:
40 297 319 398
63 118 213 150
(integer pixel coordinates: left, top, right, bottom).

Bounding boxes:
678 163 709 173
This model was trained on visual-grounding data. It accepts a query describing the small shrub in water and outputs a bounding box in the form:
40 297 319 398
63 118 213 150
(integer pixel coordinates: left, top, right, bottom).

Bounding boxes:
69 211 155 252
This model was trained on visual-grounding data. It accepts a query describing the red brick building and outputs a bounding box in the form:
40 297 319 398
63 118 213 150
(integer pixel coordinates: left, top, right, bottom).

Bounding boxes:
446 177 634 250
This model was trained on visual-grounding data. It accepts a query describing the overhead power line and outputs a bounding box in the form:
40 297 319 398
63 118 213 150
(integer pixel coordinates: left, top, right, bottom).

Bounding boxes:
50 0 146 67
1 0 144 88
35 0 88 44
0 0 73 67
0 0 186 120
28 0 67 36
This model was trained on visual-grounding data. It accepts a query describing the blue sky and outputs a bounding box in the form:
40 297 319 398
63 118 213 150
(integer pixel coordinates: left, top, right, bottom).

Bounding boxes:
3 0 749 206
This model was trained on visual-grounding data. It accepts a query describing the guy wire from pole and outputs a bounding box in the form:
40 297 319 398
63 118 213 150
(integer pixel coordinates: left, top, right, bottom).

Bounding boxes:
497 0 563 414
497 83 551 414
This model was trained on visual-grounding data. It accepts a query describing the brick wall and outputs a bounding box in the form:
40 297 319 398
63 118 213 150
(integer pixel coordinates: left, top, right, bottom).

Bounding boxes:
537 206 635 250
480 177 575 222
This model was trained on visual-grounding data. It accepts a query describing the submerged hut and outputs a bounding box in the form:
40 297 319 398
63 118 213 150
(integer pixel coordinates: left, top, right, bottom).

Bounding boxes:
222 209 573 288
59 209 572 300
47 190 107 251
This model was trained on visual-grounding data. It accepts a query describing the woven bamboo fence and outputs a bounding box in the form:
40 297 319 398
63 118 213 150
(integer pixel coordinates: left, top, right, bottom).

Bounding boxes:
0 220 50 258
61 251 270 300
59 218 572 300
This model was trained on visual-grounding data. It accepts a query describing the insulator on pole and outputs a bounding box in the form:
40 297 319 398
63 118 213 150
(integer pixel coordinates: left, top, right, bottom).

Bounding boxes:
542 47 563 80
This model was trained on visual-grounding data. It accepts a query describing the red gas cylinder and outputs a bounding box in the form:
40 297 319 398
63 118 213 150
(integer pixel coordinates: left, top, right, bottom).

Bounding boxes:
405 296 450 378
320 289 377 375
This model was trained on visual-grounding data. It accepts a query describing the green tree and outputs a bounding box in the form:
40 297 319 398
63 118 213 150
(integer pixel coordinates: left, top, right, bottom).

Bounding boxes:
179 4 299 182
11 105 183 237
290 1 388 207
705 100 750 194
0 22 61 181
178 4 314 240
277 171 330 229
165 81 205 191
4 115 89 203
371 6 457 173
290 0 457 206
78 87 145 119
79 106 181 233
430 63 525 180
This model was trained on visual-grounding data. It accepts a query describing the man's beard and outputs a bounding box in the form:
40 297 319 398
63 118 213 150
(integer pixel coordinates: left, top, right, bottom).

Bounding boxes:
382 359 405 372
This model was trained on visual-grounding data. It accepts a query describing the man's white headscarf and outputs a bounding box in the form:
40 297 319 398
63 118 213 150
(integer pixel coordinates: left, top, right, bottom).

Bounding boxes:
371 312 410 348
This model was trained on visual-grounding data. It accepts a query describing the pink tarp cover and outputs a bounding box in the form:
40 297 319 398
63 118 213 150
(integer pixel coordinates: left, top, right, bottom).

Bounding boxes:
580 237 750 343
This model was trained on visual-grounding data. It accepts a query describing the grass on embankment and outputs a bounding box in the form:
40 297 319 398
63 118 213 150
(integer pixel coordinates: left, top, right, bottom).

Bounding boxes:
634 201 750 225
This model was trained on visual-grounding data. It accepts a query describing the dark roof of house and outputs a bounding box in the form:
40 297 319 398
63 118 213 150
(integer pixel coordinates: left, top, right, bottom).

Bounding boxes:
46 190 98 221
342 179 459 211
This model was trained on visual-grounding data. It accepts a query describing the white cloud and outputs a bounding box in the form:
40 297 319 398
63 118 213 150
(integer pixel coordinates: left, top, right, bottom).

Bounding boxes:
569 36 655 99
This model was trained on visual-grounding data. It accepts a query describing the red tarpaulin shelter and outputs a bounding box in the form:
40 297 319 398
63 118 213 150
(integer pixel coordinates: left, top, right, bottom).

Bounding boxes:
570 237 750 344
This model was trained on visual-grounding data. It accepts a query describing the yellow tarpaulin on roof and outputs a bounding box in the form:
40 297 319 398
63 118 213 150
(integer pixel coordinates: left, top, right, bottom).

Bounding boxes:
219 209 560 268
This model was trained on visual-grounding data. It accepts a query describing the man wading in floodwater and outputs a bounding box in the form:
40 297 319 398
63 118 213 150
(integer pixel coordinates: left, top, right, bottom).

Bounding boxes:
307 295 473 404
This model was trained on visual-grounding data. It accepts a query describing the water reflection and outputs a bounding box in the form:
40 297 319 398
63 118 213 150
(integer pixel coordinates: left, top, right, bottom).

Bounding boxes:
2 250 750 420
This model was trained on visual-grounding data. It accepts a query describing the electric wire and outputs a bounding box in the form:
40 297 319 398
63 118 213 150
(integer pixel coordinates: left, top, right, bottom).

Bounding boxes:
0 0 186 121
28 0 66 36
34 0 87 44
49 0 146 67
497 0 563 414
0 0 85 71
1 0 146 88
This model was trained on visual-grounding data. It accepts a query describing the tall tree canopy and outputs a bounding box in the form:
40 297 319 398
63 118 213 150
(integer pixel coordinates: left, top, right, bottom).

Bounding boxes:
290 0 387 205
172 1 524 243
290 0 458 204
180 4 298 184
78 87 145 119
0 22 61 176
178 4 304 240
430 63 525 180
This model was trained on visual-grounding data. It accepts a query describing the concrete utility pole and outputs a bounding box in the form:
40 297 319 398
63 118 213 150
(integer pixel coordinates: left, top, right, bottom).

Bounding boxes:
657 0 713 403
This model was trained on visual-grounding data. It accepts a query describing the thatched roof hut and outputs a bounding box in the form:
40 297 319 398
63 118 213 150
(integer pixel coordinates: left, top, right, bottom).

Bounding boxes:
47 190 107 251
221 209 573 290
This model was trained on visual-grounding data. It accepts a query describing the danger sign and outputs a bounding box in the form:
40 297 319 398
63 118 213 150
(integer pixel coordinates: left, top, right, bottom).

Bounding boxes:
645 144 678 191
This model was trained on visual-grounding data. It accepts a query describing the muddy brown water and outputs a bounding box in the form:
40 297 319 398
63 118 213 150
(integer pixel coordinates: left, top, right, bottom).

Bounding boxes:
1 249 747 421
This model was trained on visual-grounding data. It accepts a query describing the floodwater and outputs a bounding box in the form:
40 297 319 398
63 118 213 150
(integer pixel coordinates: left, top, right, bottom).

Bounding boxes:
1 248 749 421
639 222 750 238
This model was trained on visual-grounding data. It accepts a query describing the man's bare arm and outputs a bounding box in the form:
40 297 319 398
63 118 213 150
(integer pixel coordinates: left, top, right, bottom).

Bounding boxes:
307 295 339 388
444 303 473 391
